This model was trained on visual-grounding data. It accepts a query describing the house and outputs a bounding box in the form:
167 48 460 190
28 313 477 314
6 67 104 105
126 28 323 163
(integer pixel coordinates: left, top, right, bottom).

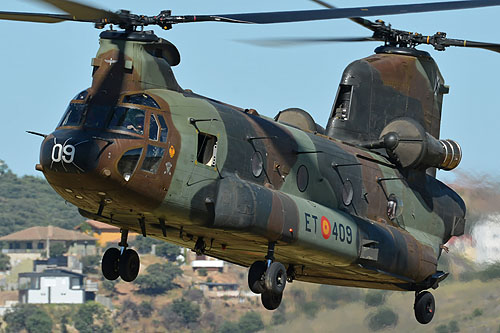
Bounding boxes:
191 254 225 272
75 220 137 247
18 269 96 304
197 282 240 298
0 226 96 256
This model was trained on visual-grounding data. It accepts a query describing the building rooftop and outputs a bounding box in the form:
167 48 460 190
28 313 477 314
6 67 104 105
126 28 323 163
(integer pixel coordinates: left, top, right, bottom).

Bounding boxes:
0 226 96 242
75 220 120 232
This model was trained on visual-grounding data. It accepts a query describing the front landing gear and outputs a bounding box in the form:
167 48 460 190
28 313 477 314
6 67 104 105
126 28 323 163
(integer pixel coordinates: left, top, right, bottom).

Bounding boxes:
248 242 287 310
414 291 435 324
101 229 140 282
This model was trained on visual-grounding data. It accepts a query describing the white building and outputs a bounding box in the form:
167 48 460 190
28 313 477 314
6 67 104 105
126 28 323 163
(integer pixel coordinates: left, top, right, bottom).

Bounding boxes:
472 215 500 264
18 269 95 304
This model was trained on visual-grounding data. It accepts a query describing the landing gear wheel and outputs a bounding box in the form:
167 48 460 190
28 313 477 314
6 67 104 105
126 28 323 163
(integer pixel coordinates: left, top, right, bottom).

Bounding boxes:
265 262 287 295
119 249 140 282
102 248 120 281
261 290 283 310
248 261 267 294
414 291 435 324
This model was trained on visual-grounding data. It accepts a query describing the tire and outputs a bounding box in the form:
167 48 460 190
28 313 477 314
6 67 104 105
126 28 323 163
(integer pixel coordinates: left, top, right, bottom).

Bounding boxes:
102 247 120 281
119 249 140 282
265 262 287 295
414 291 435 324
248 261 267 294
261 290 283 310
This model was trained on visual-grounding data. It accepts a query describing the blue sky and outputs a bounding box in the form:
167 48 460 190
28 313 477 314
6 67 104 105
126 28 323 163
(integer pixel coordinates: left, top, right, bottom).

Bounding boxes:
1 0 499 183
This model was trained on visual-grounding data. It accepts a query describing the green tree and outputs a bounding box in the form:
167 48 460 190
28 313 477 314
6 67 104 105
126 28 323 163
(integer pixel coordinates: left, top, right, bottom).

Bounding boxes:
435 324 449 333
4 304 52 333
449 320 460 332
81 255 100 274
219 321 241 333
271 303 286 326
134 262 182 295
367 307 398 331
73 301 113 333
171 298 201 325
472 308 483 317
314 285 362 309
300 301 320 318
130 236 162 254
0 252 11 271
138 301 154 318
365 291 387 307
0 162 84 236
238 311 264 333
49 242 67 258
155 242 181 261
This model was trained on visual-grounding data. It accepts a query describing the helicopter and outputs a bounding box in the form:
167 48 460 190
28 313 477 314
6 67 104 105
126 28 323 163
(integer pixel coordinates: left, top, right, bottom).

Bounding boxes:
2 0 500 325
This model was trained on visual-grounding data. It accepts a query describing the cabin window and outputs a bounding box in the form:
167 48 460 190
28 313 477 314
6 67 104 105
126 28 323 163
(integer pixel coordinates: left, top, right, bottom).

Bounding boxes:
251 151 264 178
149 115 159 141
118 148 143 181
197 133 218 167
123 94 160 109
157 114 168 143
141 145 165 173
342 179 354 206
84 105 112 129
297 165 309 192
58 103 86 127
332 84 353 121
108 107 145 135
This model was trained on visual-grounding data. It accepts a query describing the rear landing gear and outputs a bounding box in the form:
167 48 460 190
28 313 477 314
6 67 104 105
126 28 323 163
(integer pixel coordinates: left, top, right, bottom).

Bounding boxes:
414 291 435 324
248 242 287 310
101 229 140 282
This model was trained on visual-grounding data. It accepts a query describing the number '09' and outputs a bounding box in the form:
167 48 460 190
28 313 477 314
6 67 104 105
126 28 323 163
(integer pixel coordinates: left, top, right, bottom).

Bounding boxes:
52 143 75 164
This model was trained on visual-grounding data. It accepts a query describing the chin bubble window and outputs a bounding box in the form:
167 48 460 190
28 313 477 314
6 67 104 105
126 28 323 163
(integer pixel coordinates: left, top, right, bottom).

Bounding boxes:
117 148 143 181
141 145 165 173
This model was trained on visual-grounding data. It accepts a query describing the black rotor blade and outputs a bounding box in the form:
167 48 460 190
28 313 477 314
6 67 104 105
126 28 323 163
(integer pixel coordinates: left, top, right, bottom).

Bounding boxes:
206 0 500 24
33 0 117 21
243 36 378 47
443 39 500 53
0 11 75 23
310 0 379 32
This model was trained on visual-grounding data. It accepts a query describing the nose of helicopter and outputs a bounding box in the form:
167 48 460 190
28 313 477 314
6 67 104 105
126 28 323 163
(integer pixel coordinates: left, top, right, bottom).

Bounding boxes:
40 130 101 174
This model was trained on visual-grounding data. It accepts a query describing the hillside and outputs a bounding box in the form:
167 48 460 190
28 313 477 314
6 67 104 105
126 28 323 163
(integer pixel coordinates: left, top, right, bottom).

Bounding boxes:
0 160 84 236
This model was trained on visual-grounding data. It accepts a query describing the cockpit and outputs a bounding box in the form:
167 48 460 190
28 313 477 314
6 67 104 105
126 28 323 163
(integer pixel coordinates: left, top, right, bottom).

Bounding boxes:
53 91 170 183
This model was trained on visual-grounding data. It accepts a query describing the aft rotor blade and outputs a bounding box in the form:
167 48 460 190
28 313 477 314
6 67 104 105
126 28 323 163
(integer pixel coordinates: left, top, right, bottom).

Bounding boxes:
0 11 74 23
309 0 379 32
30 0 118 21
244 36 378 47
205 0 500 24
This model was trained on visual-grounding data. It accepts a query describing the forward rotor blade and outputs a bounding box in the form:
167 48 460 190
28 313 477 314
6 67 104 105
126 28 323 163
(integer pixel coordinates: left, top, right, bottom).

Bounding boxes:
0 11 74 23
30 0 118 21
309 0 379 32
443 39 500 53
207 0 500 24
243 36 378 47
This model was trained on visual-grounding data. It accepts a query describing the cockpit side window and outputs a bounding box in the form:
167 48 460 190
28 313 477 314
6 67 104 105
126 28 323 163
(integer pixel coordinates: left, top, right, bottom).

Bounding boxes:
58 103 86 127
149 115 159 141
107 107 145 135
157 114 168 143
123 94 160 109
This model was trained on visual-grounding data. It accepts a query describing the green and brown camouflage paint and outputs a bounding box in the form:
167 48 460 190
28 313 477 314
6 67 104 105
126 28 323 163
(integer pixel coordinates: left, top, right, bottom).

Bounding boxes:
40 31 465 292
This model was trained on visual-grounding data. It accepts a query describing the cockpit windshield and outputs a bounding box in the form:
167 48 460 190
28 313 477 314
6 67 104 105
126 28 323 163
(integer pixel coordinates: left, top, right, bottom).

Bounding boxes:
107 107 146 135
58 103 86 127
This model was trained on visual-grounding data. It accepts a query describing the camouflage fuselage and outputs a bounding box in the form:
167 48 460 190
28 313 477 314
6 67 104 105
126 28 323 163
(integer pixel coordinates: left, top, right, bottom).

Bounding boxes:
39 31 465 291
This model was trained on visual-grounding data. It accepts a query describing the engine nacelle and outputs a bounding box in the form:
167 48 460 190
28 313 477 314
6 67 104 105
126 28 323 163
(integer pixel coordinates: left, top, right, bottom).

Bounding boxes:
379 118 462 171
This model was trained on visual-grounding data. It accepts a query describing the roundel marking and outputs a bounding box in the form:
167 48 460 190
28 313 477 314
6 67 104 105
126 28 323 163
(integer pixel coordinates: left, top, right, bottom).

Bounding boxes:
321 216 331 240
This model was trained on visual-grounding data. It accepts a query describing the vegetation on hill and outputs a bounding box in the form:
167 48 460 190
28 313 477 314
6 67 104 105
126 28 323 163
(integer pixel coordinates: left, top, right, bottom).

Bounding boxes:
0 160 83 236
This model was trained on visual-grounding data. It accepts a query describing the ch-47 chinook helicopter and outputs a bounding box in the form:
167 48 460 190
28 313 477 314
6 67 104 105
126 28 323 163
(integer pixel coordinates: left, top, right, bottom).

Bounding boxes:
2 0 500 324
